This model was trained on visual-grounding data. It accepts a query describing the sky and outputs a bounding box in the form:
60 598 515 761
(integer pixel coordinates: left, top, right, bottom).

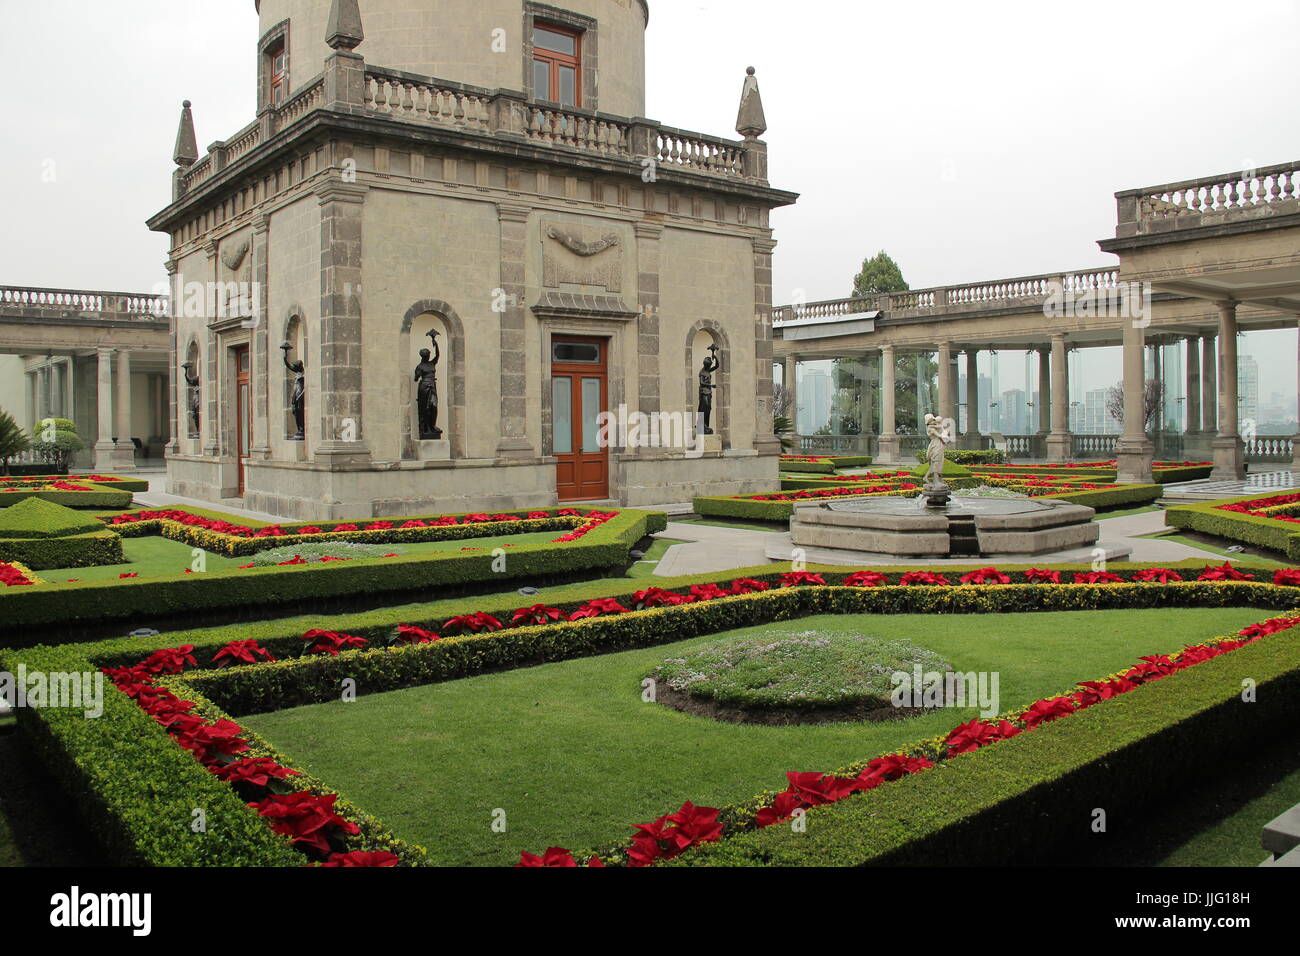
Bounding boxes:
2 0 1297 398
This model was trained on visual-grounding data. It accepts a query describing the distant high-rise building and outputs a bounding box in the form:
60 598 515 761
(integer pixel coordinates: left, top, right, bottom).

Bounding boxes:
1002 388 1028 435
1238 354 1260 429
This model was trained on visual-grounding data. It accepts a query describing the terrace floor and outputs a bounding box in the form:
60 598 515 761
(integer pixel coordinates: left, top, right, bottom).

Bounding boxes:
1161 470 1300 503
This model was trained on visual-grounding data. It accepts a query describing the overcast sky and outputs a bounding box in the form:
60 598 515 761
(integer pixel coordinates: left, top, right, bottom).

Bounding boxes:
3 0 1297 397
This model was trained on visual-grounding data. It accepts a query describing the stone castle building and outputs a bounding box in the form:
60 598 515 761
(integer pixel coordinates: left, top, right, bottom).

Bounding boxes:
148 0 797 518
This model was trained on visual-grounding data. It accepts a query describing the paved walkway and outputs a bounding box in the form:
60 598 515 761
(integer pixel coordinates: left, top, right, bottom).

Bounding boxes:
131 476 290 524
1162 470 1300 503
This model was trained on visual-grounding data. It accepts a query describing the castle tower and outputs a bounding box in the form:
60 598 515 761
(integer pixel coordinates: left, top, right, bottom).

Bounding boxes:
150 0 797 519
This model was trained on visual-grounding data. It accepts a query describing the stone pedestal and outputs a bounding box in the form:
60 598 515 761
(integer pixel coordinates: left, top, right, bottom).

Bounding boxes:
284 440 308 463
1211 436 1246 480
1045 432 1071 463
1116 438 1155 484
417 439 451 462
701 435 722 454
93 441 117 472
875 434 901 464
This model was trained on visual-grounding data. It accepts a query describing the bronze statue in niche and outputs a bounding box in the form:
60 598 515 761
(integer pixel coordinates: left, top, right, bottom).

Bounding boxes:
414 329 443 440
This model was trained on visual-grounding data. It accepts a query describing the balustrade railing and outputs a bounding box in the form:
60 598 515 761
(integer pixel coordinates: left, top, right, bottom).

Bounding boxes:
1126 161 1300 224
365 70 492 132
775 267 1122 323
653 127 745 178
526 105 629 156
797 435 874 455
1071 434 1118 458
0 285 169 319
1244 436 1295 462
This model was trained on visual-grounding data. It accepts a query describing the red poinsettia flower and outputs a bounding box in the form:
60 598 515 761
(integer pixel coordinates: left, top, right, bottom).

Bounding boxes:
1019 696 1076 728
249 792 360 856
175 718 251 764
1073 571 1124 585
442 612 505 635
943 719 1018 755
567 598 630 620
514 847 596 867
689 583 731 601
727 578 771 595
1026 568 1063 584
780 571 826 587
212 640 277 668
1239 617 1300 639
858 753 935 787
1131 568 1183 583
321 851 400 867
632 587 679 609
138 645 197 676
1272 569 1300 587
960 567 1011 586
754 790 805 829
900 571 951 587
843 570 888 588
511 605 564 626
785 771 861 806
213 757 301 788
302 630 369 656
394 624 440 644
118 572 139 579
1197 562 1254 582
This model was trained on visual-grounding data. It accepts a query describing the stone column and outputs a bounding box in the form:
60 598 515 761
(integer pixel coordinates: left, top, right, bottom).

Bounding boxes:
877 345 899 464
113 349 136 470
783 355 798 431
937 343 954 427
635 222 663 453
963 350 980 444
1184 335 1201 435
1212 301 1245 479
858 352 875 444
315 179 371 463
1047 334 1071 461
165 259 180 458
1201 334 1217 434
1037 348 1052 436
1116 320 1154 483
93 348 116 471
249 213 271 459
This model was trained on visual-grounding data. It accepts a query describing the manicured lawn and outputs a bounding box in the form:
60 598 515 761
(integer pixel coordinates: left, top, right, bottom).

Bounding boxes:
34 530 568 582
627 537 687 578
242 607 1271 867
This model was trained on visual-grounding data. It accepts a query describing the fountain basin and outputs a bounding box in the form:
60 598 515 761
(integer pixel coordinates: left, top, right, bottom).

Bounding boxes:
790 496 1100 558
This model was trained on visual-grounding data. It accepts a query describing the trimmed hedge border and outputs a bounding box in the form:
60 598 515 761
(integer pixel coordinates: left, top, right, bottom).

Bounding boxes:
668 623 1300 866
0 508 667 644
4 569 1294 867
0 489 133 509
779 456 875 474
1166 496 1300 559
0 529 125 570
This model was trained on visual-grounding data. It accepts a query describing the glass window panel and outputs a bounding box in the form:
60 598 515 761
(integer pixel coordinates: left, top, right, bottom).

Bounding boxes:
581 378 601 453
553 377 573 455
553 343 600 363
533 59 550 100
558 66 576 107
534 26 576 55
239 351 250 373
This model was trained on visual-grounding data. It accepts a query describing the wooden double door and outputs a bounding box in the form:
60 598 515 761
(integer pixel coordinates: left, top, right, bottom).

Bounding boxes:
233 345 251 496
551 336 609 501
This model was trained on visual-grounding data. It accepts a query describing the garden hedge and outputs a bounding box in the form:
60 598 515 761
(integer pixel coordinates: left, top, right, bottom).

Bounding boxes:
0 488 133 509
1166 497 1300 559
695 487 921 522
4 565 1292 867
779 456 875 475
669 625 1300 866
0 529 125 571
0 508 667 644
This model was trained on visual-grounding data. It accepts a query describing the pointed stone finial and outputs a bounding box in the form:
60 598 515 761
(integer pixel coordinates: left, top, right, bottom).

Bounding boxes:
326 0 365 50
735 66 767 140
173 100 198 168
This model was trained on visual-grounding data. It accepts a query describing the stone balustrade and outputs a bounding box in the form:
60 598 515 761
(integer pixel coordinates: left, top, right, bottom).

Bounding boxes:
0 285 169 320
1117 161 1300 232
173 61 758 199
1071 434 1118 459
774 267 1123 324
1245 435 1294 462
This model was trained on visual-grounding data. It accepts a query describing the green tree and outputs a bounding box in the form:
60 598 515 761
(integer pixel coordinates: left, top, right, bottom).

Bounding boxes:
851 250 909 298
0 409 31 475
30 417 84 473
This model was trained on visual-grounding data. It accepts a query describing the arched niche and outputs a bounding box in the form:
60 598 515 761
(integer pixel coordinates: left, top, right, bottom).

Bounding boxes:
687 322 730 447
280 309 307 441
400 299 466 459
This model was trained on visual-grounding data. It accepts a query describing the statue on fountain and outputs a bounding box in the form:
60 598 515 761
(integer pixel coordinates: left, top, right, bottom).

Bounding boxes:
923 413 954 509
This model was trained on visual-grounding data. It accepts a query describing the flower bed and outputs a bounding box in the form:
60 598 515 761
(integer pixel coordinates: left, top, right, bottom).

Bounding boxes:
0 479 134 509
970 461 1213 484
0 560 41 587
0 506 667 645
1167 493 1300 559
0 474 149 492
520 610 1300 867
5 560 1295 867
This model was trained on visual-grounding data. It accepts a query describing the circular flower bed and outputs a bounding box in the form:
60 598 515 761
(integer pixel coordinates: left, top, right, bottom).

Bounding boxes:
647 632 949 725
249 541 408 566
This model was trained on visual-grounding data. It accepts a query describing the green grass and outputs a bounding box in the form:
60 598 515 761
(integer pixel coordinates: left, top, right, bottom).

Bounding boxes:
1094 505 1163 521
34 531 568 583
241 606 1270 867
626 537 687 579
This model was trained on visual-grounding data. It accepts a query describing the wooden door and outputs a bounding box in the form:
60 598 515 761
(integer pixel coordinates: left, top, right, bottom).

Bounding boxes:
551 337 609 501
234 346 251 496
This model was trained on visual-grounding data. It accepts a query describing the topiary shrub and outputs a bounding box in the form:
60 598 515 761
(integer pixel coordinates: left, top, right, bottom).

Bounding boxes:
0 497 106 539
30 418 84 472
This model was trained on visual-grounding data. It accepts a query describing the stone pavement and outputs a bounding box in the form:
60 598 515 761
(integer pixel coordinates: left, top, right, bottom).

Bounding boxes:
131 475 289 524
1161 470 1299 503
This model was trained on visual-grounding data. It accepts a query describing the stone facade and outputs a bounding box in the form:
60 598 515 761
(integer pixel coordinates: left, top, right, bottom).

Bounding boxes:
152 0 797 518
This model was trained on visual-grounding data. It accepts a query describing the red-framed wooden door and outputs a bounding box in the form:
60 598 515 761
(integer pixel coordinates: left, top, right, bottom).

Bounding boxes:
551 337 608 501
234 346 251 496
